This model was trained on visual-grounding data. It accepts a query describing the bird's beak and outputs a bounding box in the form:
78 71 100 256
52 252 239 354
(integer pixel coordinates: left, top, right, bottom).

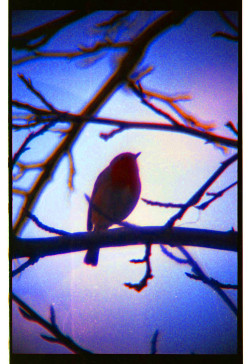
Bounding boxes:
134 152 141 159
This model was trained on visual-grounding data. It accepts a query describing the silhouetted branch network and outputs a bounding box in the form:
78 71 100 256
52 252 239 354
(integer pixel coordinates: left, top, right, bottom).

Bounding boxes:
13 94 238 148
12 293 94 355
12 11 239 329
13 11 195 236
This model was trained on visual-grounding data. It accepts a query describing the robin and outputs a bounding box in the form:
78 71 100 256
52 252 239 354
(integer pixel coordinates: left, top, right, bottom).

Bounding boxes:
84 152 141 266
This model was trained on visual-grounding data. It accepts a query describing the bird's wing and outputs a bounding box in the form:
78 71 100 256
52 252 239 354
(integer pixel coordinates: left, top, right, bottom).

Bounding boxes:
87 167 109 231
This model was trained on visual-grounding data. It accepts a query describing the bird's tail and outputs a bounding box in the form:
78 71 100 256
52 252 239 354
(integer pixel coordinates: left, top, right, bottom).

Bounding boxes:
84 248 99 266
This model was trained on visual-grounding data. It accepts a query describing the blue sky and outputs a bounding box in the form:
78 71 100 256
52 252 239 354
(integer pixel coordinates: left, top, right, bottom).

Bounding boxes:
12 11 238 354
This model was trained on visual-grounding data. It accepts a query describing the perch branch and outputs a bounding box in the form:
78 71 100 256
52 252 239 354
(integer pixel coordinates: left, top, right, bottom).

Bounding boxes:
11 226 238 260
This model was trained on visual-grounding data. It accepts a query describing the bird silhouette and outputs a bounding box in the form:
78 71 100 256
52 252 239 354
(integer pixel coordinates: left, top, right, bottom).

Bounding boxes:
84 152 141 266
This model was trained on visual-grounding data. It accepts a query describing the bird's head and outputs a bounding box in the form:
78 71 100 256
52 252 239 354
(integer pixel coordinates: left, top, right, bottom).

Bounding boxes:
110 152 141 166
109 152 141 185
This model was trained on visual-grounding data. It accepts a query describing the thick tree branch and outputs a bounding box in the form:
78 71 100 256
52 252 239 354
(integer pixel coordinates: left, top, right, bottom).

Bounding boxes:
11 226 237 260
12 11 90 50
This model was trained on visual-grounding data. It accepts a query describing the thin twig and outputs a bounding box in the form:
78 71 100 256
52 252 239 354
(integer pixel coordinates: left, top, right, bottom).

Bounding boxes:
18 74 57 111
212 32 238 41
185 273 238 289
67 150 75 191
128 80 182 127
124 243 153 292
217 11 238 32
12 256 40 277
225 121 238 136
150 329 159 354
177 246 237 316
160 245 189 264
26 210 70 236
141 198 185 209
196 181 237 210
96 11 131 28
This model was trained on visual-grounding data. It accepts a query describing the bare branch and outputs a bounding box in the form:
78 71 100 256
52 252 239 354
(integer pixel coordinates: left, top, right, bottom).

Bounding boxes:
176 246 237 315
141 198 185 209
124 244 153 292
165 153 238 228
67 150 75 191
225 121 238 136
13 41 131 66
196 181 237 211
12 293 94 355
18 74 56 111
12 226 238 260
26 210 70 236
150 329 159 354
212 32 238 41
96 11 131 28
12 256 40 277
12 11 89 50
99 126 125 140
217 11 238 33
185 273 238 289
160 245 189 264
13 102 238 148
212 12 238 42
128 79 182 126
12 122 55 166
12 188 28 196
130 82 216 131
